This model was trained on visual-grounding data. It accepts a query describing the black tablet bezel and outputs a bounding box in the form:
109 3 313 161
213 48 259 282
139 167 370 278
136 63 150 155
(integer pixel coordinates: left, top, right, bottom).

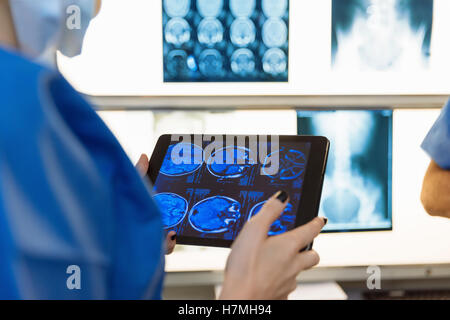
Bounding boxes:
147 134 329 248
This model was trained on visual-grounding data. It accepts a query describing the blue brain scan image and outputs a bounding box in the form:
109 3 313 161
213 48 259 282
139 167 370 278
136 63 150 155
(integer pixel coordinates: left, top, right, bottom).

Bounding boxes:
164 17 191 46
152 137 311 242
198 49 224 77
207 146 256 179
162 0 289 81
189 196 241 233
160 142 203 176
154 193 188 228
197 0 223 17
262 147 307 181
230 48 255 76
298 110 393 232
262 0 287 18
332 0 433 71
230 0 255 17
197 18 224 46
262 48 287 76
262 18 287 48
250 201 295 235
164 0 191 18
166 49 190 78
230 18 256 47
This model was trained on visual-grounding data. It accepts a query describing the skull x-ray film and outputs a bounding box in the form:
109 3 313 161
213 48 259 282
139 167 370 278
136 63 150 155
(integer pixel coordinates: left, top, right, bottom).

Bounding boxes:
332 0 433 71
153 138 311 241
297 110 392 232
162 0 289 82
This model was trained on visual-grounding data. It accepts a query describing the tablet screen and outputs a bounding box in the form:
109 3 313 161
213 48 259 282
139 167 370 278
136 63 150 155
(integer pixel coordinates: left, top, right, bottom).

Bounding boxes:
152 136 311 241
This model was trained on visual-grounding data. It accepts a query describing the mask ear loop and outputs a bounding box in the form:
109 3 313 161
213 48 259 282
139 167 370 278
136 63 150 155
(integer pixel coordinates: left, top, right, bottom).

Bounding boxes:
40 2 66 69
39 45 59 68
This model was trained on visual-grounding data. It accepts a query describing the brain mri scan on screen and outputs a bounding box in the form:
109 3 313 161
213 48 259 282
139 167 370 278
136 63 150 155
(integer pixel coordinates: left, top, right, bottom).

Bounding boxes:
162 0 289 82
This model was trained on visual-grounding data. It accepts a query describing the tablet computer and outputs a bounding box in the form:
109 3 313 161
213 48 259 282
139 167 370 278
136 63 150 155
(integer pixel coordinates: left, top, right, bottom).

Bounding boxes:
147 134 329 248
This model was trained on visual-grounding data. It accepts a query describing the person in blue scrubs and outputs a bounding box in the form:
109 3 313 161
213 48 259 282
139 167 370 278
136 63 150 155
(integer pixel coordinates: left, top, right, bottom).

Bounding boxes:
0 0 326 299
421 99 450 219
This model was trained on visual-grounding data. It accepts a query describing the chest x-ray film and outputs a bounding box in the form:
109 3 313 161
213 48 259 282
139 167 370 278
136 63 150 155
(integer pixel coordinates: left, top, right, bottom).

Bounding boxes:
332 0 433 71
297 110 392 232
162 0 289 82
153 138 311 240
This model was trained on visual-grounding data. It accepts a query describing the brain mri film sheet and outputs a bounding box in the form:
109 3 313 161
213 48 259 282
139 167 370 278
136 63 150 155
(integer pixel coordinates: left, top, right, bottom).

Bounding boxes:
162 0 289 82
332 0 433 71
297 110 393 232
151 136 315 244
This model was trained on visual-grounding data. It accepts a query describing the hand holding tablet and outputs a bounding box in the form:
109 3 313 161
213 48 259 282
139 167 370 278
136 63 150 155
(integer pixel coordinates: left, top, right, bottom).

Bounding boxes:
147 134 329 248
147 134 329 299
220 192 327 300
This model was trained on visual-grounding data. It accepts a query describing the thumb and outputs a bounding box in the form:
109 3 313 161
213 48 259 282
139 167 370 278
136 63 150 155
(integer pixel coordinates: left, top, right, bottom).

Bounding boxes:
135 154 149 177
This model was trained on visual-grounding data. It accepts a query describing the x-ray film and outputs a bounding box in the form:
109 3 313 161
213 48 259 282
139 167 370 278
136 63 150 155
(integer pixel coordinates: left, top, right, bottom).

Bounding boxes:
153 139 311 241
332 0 433 71
297 110 392 232
162 0 289 82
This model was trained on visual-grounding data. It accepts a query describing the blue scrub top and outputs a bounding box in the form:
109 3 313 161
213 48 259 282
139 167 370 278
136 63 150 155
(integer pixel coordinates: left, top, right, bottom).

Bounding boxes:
0 48 164 299
421 99 450 170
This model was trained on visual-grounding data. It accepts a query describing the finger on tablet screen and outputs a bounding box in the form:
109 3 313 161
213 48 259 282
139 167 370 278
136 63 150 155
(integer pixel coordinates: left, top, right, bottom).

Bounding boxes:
135 154 149 177
250 191 289 234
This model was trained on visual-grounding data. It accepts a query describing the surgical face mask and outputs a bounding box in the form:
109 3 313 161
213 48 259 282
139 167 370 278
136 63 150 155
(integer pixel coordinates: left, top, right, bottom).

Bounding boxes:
9 0 96 66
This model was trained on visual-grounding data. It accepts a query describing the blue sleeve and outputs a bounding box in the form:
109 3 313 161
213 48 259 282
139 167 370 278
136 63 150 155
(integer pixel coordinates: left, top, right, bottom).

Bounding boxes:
421 99 450 169
0 49 164 299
